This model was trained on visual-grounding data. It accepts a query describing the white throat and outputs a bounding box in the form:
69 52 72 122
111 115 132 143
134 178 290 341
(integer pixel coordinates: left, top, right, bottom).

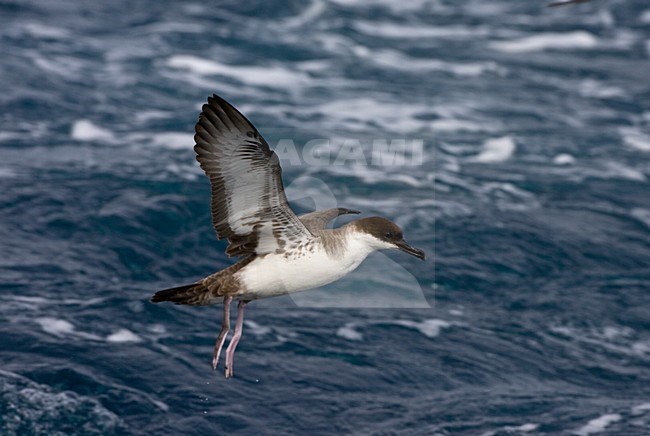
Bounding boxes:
344 228 395 257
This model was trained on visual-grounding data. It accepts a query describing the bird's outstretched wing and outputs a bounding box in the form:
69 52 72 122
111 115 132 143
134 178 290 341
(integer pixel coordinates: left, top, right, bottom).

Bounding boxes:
299 208 360 233
194 94 312 257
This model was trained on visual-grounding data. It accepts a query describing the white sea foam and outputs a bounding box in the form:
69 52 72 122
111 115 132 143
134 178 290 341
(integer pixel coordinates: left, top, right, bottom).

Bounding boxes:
134 22 205 35
239 96 475 135
166 55 308 87
9 296 104 308
147 324 167 334
392 319 451 338
481 423 538 436
578 79 626 99
483 182 539 211
491 31 598 53
359 47 504 77
553 153 576 165
36 317 75 335
245 320 272 336
514 423 538 432
602 326 633 340
152 399 170 412
641 10 650 24
631 402 650 415
134 110 172 123
164 163 201 181
630 208 650 229
31 55 85 78
106 329 142 343
339 196 403 210
294 59 331 73
470 136 516 163
352 20 491 40
336 323 363 341
0 167 17 178
431 119 493 132
315 98 429 133
317 164 428 188
632 341 650 354
329 0 430 12
151 132 195 150
0 132 20 143
337 319 452 341
0 370 121 432
63 297 105 306
71 120 115 142
23 22 71 39
281 0 326 28
550 325 647 358
603 162 646 182
619 127 650 152
35 317 102 341
573 413 621 435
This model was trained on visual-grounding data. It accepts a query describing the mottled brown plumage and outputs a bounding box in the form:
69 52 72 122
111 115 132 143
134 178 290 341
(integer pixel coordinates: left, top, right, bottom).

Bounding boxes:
151 256 254 305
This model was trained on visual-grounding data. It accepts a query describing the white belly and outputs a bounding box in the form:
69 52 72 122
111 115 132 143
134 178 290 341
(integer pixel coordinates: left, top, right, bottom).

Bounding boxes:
236 244 371 299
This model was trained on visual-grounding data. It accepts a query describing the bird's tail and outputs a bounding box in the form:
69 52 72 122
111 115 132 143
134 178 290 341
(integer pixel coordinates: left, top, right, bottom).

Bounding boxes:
150 282 212 306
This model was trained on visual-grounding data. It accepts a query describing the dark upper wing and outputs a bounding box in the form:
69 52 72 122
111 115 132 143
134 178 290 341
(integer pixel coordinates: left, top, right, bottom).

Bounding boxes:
299 208 360 233
194 94 312 257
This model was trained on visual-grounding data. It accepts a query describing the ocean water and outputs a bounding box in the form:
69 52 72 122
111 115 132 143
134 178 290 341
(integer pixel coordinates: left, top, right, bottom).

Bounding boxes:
1 0 649 434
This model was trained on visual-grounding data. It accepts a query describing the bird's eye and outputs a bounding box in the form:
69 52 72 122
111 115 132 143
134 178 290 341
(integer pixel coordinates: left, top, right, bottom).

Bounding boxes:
385 232 393 239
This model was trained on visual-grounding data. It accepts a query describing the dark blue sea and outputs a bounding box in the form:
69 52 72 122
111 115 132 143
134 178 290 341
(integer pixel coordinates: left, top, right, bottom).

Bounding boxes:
1 0 649 434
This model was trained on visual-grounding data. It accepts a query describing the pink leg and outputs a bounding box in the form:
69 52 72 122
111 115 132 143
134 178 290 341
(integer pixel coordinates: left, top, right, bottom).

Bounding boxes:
224 300 248 378
211 296 232 370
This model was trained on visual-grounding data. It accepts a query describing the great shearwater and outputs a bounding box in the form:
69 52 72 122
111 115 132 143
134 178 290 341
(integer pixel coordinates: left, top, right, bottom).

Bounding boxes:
151 95 425 378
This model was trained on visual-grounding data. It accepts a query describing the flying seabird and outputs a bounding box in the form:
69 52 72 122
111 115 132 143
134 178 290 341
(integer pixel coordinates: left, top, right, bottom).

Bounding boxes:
151 95 425 378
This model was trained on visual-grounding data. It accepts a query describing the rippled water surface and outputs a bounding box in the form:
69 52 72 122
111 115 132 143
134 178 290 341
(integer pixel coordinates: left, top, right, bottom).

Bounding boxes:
1 0 650 434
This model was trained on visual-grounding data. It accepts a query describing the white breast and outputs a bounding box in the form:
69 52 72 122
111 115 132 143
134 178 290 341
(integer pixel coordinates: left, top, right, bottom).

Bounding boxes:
236 233 376 299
